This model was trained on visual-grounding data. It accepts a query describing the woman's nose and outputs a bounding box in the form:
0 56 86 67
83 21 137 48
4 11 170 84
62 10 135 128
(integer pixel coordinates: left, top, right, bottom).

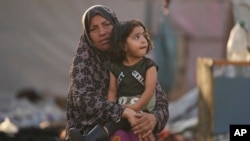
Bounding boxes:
99 27 107 36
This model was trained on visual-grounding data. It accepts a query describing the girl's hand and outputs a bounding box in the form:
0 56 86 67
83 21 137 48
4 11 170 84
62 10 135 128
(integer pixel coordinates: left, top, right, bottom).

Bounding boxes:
123 104 139 112
122 108 137 126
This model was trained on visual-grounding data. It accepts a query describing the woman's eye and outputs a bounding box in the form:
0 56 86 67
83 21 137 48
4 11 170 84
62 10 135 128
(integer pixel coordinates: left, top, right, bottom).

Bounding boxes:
104 22 111 27
106 23 111 26
90 28 97 32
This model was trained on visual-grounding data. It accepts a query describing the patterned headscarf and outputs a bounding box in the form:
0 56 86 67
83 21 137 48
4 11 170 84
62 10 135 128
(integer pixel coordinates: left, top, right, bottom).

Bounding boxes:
81 5 118 46
66 5 124 137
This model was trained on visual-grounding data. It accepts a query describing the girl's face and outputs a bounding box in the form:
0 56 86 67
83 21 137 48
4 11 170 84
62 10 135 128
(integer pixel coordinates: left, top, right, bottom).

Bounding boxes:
89 14 113 51
124 26 148 58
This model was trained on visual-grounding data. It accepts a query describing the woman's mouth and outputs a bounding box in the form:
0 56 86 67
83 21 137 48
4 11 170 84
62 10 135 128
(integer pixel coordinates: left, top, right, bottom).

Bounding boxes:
100 39 109 45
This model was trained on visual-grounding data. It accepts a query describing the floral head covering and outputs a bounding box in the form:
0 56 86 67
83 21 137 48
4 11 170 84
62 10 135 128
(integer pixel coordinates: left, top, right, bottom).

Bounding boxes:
66 5 124 138
81 5 118 46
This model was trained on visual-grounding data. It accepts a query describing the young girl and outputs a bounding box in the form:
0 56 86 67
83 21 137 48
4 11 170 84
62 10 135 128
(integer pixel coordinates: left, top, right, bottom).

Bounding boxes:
108 19 157 113
107 19 159 141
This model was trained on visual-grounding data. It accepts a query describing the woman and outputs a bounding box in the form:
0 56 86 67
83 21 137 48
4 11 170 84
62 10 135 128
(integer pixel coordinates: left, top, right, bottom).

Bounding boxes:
65 5 169 141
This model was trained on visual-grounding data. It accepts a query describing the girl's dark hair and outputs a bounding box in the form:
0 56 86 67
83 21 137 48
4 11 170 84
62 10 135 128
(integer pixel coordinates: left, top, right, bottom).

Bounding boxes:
108 19 153 63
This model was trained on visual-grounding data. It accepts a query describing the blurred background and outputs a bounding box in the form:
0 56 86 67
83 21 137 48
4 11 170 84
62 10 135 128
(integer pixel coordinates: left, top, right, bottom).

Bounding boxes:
0 0 250 141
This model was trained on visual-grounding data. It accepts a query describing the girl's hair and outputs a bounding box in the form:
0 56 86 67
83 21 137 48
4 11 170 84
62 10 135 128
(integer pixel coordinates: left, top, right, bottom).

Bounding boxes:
109 19 153 63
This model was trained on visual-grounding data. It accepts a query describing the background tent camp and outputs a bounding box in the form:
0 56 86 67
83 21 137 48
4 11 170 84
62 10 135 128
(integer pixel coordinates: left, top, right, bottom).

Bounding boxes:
1 0 250 141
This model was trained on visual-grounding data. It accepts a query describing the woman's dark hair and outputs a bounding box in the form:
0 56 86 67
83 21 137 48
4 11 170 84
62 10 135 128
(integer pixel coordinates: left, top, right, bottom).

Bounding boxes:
109 19 153 63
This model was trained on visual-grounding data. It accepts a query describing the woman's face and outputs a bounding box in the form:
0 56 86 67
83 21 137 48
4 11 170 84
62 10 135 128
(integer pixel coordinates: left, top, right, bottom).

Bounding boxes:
89 14 113 51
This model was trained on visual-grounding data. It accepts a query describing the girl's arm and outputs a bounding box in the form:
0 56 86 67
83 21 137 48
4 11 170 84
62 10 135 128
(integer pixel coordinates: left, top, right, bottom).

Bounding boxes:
107 71 139 128
107 71 117 102
126 66 157 111
132 82 169 136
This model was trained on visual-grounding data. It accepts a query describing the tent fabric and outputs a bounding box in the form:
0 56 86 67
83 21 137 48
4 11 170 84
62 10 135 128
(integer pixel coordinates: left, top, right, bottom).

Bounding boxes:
161 1 233 91
153 18 178 93
0 0 82 95
0 0 147 96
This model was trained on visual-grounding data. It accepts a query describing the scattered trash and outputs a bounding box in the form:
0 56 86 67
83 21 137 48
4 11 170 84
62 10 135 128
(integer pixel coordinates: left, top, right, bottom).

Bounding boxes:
0 117 18 136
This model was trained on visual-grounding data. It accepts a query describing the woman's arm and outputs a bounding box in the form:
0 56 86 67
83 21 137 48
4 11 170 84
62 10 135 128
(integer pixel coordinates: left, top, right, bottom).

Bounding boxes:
67 58 124 120
66 38 125 136
151 82 169 132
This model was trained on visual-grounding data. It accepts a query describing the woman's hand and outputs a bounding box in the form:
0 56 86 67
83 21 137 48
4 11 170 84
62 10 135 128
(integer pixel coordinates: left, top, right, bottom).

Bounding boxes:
132 112 157 140
147 133 155 141
138 133 155 141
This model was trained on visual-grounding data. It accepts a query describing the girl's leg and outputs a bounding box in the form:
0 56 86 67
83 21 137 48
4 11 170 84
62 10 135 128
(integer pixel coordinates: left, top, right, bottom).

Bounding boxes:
68 119 130 141
127 130 139 141
68 125 109 141
104 119 130 136
110 129 140 141
110 130 131 141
